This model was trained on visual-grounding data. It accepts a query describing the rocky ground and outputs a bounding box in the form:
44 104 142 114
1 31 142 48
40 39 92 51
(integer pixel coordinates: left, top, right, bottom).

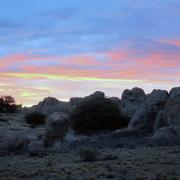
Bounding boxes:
0 145 180 180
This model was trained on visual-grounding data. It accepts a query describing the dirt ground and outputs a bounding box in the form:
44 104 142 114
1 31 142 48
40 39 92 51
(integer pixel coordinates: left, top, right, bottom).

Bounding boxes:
0 146 180 180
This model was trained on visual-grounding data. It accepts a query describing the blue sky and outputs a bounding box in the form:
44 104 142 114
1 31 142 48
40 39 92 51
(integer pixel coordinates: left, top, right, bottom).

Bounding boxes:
0 0 180 105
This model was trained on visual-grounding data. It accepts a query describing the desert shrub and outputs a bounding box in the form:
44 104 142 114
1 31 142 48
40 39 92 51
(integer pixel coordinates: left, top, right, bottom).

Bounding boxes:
102 153 118 161
79 148 100 162
25 112 46 128
0 96 19 113
70 93 128 134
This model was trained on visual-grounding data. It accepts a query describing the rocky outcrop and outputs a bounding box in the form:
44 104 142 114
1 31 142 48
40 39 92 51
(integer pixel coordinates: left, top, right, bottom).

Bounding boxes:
154 87 180 135
152 127 180 146
43 112 70 146
121 87 146 119
90 91 105 99
70 97 82 106
34 97 71 115
153 109 169 129
27 141 45 156
128 89 168 132
109 97 121 105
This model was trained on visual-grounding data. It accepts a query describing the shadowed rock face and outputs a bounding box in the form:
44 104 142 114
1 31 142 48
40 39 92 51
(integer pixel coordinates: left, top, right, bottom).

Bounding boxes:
70 97 82 106
128 89 168 132
43 112 70 146
34 97 71 115
121 87 146 120
154 87 180 137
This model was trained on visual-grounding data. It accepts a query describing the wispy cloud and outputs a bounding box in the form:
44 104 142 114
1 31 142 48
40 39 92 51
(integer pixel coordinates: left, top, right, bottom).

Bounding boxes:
0 0 179 105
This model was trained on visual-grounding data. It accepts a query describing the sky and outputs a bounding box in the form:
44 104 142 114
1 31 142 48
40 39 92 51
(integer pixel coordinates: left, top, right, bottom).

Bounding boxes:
0 0 180 106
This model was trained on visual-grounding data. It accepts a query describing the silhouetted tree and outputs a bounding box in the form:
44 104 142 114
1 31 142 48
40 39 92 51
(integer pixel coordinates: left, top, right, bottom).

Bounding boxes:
70 93 129 134
0 95 18 113
25 112 46 128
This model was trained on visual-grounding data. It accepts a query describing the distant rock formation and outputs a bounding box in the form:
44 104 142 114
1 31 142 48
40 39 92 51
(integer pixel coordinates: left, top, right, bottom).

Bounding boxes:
128 89 168 132
33 97 71 115
120 87 146 119
152 87 180 143
70 97 82 106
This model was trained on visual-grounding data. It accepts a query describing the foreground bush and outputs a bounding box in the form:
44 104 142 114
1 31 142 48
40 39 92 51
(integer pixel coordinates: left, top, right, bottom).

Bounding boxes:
0 96 19 113
79 148 100 162
70 92 128 134
25 112 46 128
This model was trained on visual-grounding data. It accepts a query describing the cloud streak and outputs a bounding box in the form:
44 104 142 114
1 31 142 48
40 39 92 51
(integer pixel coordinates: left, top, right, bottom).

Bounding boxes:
0 0 179 105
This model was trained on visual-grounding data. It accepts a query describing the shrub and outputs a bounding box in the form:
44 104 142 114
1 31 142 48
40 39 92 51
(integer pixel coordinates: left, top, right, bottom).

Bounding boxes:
25 112 46 128
70 93 128 134
0 96 19 113
102 153 118 161
79 148 100 162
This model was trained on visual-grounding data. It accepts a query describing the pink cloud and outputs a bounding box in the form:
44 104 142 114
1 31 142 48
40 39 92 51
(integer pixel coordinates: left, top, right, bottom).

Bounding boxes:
157 39 180 47
1 47 179 82
0 44 180 106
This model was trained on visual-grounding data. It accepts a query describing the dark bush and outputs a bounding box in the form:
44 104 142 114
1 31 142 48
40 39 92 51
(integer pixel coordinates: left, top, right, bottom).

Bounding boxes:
70 92 128 134
79 148 100 162
25 112 46 128
0 96 19 113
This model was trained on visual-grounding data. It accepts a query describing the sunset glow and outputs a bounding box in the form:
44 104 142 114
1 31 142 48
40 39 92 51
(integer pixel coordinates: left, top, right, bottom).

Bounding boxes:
0 0 179 106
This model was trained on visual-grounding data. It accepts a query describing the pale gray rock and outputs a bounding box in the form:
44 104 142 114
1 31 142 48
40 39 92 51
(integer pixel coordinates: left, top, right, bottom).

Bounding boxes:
121 87 146 119
166 86 180 106
167 106 180 135
27 141 45 156
43 112 70 146
154 87 180 136
33 97 71 115
152 127 180 146
153 127 177 139
128 89 168 131
154 110 168 129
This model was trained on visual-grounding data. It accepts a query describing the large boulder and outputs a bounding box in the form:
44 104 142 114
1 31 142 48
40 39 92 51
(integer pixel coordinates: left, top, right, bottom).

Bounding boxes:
154 87 180 136
152 127 180 146
153 109 169 129
70 97 82 106
27 141 45 156
43 112 70 146
109 97 121 105
166 87 180 106
120 87 146 119
33 97 71 115
128 89 168 132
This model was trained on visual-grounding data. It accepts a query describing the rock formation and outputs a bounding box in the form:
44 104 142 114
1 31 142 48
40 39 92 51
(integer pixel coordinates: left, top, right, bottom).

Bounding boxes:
153 87 180 142
34 97 71 115
120 87 145 119
128 89 168 132
43 112 70 146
